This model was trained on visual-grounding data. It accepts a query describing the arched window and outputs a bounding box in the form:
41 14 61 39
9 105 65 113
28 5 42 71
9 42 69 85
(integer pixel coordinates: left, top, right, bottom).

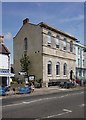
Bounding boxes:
48 61 52 75
64 63 67 75
56 62 60 75
24 38 28 51
48 32 51 46
56 36 60 48
63 38 66 50
70 41 73 52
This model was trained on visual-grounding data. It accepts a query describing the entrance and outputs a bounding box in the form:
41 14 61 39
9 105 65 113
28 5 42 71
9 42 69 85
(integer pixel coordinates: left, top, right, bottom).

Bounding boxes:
70 70 73 80
2 77 7 87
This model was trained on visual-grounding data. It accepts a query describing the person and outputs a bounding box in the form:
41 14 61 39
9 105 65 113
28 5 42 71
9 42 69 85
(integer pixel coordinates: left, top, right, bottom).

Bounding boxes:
31 83 34 92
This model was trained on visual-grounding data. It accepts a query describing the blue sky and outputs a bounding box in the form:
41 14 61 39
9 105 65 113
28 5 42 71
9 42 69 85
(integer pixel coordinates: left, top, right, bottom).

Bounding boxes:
2 2 84 63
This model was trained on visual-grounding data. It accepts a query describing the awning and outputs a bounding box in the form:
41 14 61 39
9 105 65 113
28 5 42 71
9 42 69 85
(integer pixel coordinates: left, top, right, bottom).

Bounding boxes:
0 72 15 77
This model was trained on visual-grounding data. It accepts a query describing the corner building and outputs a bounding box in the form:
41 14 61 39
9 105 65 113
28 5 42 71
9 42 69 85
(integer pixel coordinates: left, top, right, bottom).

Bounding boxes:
13 18 76 87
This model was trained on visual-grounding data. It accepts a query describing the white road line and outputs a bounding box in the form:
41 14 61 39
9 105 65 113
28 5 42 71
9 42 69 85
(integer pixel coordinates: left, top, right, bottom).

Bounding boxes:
2 92 84 108
79 104 85 107
44 109 72 118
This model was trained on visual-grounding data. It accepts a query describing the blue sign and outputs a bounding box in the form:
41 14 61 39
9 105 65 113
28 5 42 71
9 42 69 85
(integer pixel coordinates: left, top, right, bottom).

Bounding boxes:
20 87 30 93
0 88 5 96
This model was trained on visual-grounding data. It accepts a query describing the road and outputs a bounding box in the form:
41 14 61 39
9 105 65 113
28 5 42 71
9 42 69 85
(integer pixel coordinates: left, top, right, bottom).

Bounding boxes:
2 89 85 119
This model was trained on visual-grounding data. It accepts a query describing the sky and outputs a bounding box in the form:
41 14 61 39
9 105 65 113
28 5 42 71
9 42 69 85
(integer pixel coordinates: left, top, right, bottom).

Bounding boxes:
2 2 84 63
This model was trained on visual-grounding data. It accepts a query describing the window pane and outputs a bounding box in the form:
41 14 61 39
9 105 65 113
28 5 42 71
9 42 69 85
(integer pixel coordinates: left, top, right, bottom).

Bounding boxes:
56 62 60 75
48 61 52 75
48 32 51 46
63 38 66 50
24 38 27 51
64 63 67 75
56 36 59 48
70 41 73 52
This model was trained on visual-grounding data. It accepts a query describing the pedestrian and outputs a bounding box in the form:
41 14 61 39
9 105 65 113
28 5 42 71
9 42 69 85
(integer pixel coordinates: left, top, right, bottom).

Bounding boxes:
31 83 34 92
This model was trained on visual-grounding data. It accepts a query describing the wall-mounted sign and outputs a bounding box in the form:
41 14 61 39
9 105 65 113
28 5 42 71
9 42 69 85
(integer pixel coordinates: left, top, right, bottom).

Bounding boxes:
29 75 35 81
18 72 27 75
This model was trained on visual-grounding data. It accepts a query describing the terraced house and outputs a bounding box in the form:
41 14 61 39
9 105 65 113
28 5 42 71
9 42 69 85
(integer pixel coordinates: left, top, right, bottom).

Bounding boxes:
13 18 77 87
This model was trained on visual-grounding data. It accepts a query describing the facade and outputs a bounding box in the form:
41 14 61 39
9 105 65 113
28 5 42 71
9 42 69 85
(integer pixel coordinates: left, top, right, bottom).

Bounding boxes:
75 41 86 81
0 36 14 87
13 18 76 87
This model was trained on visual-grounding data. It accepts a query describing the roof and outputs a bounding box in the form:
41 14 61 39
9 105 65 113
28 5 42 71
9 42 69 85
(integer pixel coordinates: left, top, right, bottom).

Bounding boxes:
38 22 77 40
0 43 10 54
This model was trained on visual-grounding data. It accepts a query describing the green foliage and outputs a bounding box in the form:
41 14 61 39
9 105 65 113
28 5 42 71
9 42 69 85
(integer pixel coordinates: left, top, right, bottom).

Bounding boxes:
38 78 42 83
20 52 30 75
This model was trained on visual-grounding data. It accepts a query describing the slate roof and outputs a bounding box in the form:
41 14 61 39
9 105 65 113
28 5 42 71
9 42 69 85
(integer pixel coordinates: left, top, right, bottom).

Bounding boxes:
0 43 10 54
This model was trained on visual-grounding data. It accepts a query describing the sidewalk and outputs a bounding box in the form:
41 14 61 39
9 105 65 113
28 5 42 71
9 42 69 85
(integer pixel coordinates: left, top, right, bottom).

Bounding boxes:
1 85 85 98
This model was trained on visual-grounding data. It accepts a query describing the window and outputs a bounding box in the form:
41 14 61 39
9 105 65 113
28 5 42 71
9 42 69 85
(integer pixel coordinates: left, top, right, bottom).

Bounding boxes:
24 38 27 51
82 49 84 56
56 36 60 48
48 61 52 75
56 62 60 75
63 38 66 50
83 60 84 67
48 32 51 46
78 47 80 55
78 59 80 66
64 63 67 75
70 41 73 52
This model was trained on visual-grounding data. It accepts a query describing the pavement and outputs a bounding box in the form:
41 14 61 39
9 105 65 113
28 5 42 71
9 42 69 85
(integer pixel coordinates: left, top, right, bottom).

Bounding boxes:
1 85 85 98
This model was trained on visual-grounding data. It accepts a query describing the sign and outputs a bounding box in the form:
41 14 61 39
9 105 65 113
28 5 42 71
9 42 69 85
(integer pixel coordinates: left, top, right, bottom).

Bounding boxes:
18 72 27 75
29 75 35 81
20 87 30 93
0 88 5 96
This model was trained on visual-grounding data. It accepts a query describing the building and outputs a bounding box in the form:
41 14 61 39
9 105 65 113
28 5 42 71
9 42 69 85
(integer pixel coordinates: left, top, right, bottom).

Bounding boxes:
75 41 86 81
13 18 77 87
0 36 14 87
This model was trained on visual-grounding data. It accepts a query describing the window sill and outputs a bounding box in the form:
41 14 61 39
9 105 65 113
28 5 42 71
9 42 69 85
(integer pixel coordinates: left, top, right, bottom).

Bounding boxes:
63 75 67 77
56 75 60 77
48 75 52 77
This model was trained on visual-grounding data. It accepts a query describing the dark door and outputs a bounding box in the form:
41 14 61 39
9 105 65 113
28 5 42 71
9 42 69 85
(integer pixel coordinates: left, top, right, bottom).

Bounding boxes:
70 70 73 80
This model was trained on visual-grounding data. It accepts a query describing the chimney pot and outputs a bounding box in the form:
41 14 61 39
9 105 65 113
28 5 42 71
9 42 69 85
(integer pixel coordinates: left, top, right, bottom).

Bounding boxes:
0 36 4 44
23 18 29 25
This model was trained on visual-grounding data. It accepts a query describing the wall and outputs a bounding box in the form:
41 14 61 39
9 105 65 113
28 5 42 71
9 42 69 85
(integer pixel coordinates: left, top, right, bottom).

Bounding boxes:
13 23 43 81
0 54 8 70
42 27 76 86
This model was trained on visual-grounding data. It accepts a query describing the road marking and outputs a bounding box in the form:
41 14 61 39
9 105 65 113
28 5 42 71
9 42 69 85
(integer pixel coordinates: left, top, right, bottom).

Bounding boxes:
2 91 84 108
43 109 72 118
79 104 85 107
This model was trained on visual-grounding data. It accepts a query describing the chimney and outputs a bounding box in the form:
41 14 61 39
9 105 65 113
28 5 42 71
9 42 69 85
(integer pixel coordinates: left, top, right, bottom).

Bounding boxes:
0 36 4 44
23 18 29 25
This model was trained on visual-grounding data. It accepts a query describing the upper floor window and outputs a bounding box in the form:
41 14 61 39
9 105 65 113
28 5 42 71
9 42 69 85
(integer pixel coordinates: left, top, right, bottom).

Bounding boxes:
83 59 84 67
48 61 52 75
56 36 60 48
48 32 51 46
82 49 84 56
70 41 73 52
78 47 80 55
64 63 67 75
56 62 60 75
24 38 28 51
63 38 67 50
78 58 80 66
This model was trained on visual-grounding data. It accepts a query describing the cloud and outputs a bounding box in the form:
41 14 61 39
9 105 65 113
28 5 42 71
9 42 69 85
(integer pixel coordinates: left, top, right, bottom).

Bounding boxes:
61 15 84 22
4 32 12 41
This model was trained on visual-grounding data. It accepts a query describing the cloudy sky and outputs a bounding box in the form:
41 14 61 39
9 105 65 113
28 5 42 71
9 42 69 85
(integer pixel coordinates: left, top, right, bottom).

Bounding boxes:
2 2 84 63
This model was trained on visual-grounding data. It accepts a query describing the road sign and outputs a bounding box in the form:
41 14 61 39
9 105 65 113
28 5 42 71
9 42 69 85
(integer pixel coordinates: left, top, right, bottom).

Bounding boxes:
18 72 27 75
29 75 35 81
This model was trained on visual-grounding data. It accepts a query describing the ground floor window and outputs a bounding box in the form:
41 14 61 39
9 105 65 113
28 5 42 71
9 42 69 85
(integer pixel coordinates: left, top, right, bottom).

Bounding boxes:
48 61 52 75
64 63 67 75
56 62 60 75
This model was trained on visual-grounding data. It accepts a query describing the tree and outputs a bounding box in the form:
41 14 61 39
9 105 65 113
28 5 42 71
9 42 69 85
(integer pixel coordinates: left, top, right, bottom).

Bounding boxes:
20 52 30 76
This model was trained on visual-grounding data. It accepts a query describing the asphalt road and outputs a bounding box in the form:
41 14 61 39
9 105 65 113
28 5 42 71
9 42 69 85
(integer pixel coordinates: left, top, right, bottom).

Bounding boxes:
2 89 85 119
